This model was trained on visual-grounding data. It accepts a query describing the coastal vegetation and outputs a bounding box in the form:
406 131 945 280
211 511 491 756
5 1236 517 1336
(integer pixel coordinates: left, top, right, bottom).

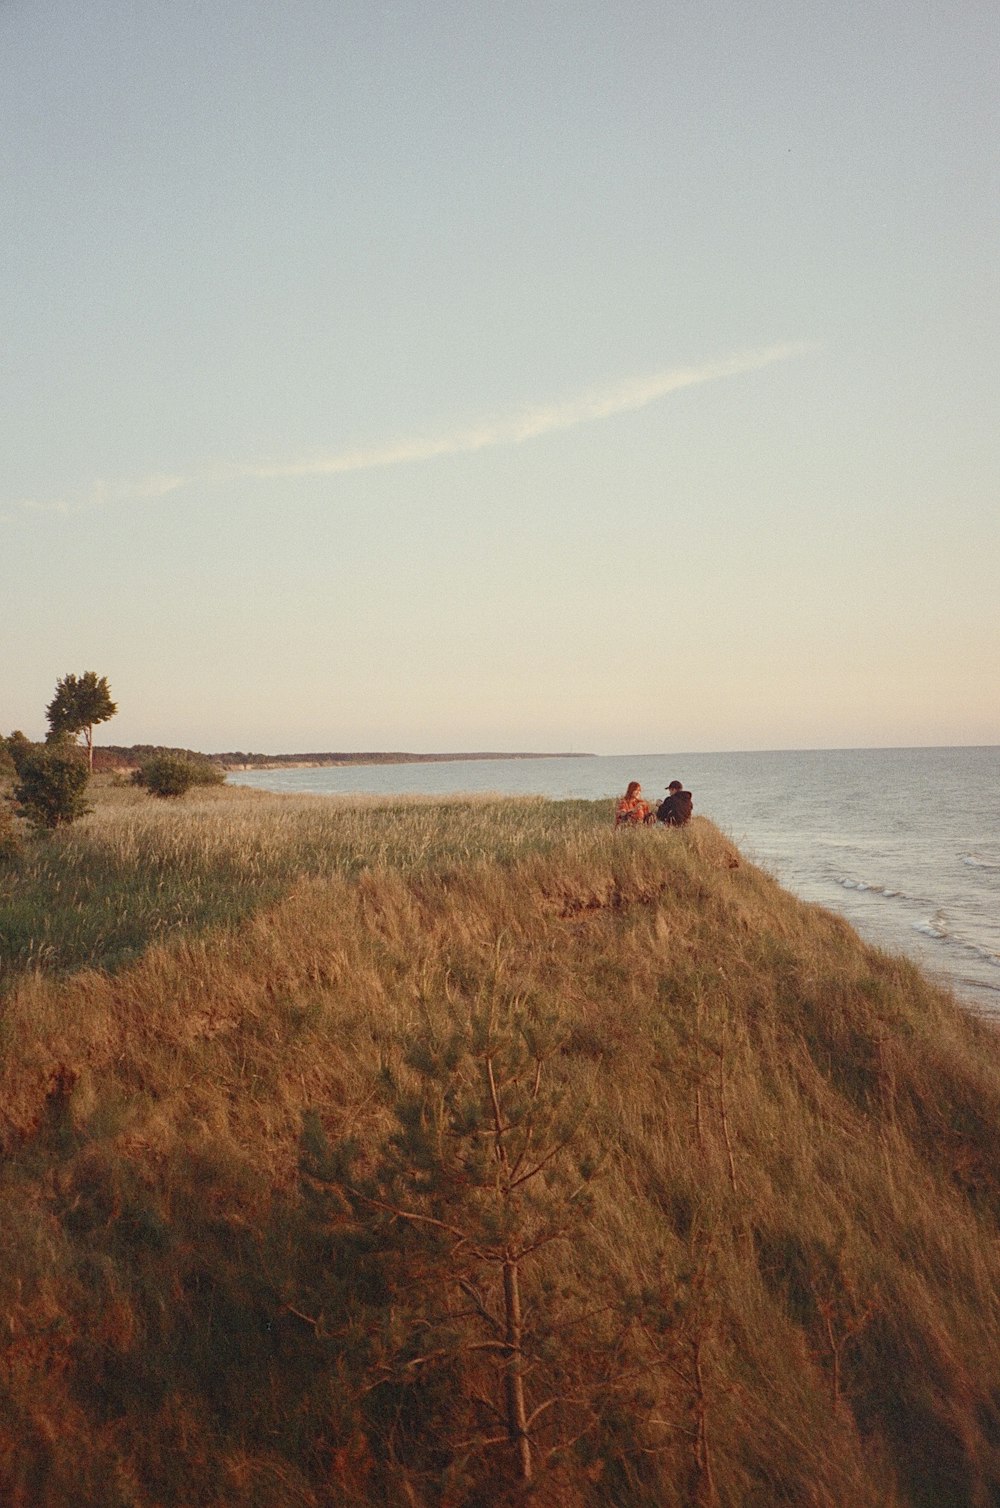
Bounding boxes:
44 671 117 772
8 743 91 831
130 751 227 799
1 781 999 1505
88 747 595 772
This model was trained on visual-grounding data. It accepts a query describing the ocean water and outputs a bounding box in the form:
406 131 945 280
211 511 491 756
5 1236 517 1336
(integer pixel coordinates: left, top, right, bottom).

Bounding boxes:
228 747 1000 1017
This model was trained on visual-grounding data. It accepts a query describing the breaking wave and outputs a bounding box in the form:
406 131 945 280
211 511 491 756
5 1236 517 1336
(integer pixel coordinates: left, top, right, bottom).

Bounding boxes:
911 912 1000 971
834 871 1000 978
835 876 909 902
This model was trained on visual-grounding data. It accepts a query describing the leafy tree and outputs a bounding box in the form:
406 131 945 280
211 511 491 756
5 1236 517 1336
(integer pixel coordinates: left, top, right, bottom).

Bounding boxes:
45 672 117 771
13 745 91 830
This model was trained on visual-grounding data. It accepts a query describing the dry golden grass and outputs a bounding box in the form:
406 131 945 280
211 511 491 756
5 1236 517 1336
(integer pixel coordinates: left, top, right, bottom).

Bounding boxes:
0 778 605 988
1 785 999 1505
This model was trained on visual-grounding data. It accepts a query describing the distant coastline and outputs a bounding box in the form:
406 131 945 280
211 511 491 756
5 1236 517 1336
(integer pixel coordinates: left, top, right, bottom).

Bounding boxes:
220 751 596 770
95 746 596 772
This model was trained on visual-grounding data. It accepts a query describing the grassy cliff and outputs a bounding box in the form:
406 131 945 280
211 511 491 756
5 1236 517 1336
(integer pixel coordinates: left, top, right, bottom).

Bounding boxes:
1 783 999 1506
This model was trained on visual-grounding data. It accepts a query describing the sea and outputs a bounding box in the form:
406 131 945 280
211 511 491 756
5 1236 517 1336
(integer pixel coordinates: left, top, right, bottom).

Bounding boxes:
228 747 1000 1018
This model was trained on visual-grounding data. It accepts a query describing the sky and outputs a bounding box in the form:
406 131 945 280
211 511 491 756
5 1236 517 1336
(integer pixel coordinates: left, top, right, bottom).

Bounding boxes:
2 0 997 755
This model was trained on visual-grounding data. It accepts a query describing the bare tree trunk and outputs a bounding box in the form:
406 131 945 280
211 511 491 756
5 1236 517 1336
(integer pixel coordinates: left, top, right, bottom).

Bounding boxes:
488 1055 533 1484
717 1020 738 1196
691 1335 717 1507
503 1255 532 1481
694 993 705 1152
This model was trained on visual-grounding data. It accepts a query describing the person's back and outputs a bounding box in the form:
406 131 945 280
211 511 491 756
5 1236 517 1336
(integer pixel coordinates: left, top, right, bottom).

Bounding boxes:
657 781 693 826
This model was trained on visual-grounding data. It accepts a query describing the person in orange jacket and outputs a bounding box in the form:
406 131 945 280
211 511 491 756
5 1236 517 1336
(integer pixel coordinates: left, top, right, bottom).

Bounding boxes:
615 780 653 826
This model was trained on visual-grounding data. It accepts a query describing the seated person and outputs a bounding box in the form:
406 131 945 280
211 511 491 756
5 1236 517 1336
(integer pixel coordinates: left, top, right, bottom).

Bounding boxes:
657 780 693 826
615 780 652 826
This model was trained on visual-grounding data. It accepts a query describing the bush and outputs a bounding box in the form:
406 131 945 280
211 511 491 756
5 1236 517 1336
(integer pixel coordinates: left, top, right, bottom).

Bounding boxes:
136 753 225 799
0 800 21 861
2 731 34 777
192 761 226 787
13 746 91 830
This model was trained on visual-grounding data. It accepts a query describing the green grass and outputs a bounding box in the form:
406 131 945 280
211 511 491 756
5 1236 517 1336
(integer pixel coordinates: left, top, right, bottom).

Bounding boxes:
0 777 607 992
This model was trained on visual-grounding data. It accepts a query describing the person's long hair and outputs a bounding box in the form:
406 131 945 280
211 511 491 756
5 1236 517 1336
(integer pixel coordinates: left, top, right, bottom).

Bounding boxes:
624 781 641 799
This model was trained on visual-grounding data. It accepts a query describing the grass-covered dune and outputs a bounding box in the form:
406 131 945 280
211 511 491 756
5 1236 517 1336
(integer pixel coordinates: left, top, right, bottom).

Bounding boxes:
2 783 999 1507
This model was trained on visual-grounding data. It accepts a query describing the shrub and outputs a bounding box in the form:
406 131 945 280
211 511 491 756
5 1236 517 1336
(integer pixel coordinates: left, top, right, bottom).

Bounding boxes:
2 731 34 777
0 800 21 860
189 760 226 788
12 746 91 830
137 753 224 799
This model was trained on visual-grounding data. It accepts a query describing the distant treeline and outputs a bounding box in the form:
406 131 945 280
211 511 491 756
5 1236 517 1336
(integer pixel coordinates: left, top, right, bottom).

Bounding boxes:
95 747 594 770
93 744 224 772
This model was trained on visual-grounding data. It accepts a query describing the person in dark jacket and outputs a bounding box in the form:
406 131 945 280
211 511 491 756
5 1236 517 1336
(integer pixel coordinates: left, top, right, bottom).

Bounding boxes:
657 780 693 826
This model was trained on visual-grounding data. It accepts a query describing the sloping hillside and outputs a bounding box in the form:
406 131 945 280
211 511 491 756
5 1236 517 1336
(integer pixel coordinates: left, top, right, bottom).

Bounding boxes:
2 792 999 1506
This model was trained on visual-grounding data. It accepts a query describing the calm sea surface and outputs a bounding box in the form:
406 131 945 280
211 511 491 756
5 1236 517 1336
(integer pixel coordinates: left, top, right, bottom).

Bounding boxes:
229 747 1000 1017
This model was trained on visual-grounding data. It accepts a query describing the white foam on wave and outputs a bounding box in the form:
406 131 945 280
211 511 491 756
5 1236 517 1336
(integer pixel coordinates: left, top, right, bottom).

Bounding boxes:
911 916 1000 969
962 854 1000 872
835 875 912 902
962 939 1000 969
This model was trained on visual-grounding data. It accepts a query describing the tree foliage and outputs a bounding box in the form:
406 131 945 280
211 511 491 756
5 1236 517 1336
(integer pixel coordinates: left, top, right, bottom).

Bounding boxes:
2 731 34 777
12 745 91 830
0 802 20 861
296 980 638 1500
45 673 117 770
134 752 225 798
0 741 17 785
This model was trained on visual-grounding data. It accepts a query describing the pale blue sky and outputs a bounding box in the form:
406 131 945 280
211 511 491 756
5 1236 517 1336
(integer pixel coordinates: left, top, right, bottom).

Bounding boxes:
3 0 997 753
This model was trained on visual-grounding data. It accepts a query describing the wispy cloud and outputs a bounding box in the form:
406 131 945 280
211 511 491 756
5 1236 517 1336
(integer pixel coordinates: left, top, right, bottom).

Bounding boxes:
245 342 809 482
5 342 809 516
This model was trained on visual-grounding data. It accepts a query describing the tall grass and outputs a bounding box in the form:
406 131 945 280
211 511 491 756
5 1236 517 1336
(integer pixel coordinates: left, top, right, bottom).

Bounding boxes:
1 785 999 1505
0 778 604 991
